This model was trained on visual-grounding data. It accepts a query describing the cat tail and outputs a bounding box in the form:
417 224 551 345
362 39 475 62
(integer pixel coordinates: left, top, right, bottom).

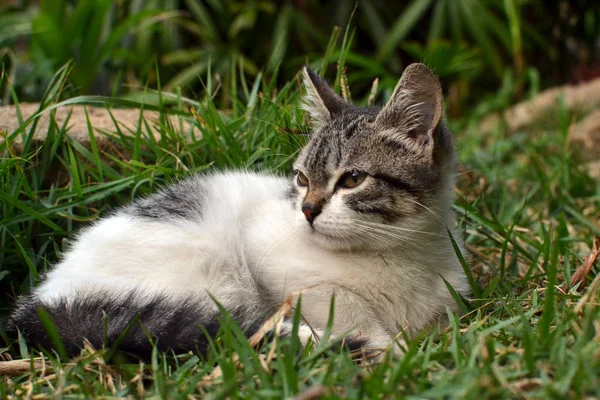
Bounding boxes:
4 290 266 360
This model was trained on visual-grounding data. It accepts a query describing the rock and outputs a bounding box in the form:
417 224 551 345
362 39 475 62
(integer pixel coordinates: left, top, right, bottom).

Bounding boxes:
585 160 600 180
0 102 198 153
479 76 600 133
569 109 600 163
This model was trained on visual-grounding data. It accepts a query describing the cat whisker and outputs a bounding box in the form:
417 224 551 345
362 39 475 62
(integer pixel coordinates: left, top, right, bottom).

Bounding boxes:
354 220 448 247
352 220 428 239
353 220 447 238
353 229 398 247
363 224 453 249
402 198 447 225
356 228 419 249
347 223 420 249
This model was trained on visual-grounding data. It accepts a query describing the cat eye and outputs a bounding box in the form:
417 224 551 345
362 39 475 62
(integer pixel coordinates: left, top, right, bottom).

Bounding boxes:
295 170 309 187
338 170 367 189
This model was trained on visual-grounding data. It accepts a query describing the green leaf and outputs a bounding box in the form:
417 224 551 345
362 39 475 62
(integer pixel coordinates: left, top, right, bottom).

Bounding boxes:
17 329 29 360
538 230 558 343
0 191 64 232
0 271 10 282
443 277 471 314
376 0 433 62
447 228 481 298
37 307 68 360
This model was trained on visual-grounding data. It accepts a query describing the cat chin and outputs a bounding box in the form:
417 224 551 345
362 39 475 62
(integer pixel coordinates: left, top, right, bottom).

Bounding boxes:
313 232 354 250
294 222 349 251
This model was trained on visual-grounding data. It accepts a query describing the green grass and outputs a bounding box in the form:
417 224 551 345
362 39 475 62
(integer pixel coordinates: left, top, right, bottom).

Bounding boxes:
1 60 599 399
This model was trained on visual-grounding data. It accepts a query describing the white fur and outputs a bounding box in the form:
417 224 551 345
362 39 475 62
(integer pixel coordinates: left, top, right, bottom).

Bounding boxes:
34 170 469 351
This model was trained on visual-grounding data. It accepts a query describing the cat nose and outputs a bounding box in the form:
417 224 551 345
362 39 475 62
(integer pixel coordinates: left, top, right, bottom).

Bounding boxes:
302 203 322 224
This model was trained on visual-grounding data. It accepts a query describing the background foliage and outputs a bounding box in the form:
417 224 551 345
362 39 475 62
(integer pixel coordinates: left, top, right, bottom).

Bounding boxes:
1 0 599 109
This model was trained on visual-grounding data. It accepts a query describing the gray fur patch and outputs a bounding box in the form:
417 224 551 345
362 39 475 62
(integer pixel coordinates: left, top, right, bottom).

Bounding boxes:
128 177 206 221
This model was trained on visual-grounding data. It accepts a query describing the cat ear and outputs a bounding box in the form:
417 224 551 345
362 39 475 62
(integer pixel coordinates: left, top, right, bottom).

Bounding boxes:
375 63 443 158
302 67 349 127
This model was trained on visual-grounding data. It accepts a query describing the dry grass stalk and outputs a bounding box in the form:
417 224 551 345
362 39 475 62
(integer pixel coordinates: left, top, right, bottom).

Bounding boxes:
0 360 50 377
562 236 600 293
290 384 326 400
575 264 600 315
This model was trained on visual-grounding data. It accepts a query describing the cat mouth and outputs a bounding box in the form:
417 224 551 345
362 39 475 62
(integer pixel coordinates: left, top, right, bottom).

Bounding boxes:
308 229 363 251
312 229 337 238
306 224 335 238
310 226 351 242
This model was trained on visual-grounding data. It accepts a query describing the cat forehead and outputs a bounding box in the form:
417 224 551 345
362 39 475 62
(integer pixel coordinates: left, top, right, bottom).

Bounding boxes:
313 106 380 142
297 120 367 171
330 106 379 125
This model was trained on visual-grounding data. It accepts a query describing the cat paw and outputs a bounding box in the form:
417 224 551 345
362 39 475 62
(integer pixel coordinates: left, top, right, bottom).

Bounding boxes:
279 321 324 345
341 336 407 363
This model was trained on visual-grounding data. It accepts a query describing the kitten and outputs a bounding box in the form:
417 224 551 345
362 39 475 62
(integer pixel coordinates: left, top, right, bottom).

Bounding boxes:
6 63 470 358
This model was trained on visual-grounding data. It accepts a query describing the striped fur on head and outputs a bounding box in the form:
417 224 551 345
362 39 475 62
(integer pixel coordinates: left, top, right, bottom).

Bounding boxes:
292 63 455 250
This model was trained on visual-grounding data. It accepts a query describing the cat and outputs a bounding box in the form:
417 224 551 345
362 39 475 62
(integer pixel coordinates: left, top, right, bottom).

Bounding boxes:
6 63 470 359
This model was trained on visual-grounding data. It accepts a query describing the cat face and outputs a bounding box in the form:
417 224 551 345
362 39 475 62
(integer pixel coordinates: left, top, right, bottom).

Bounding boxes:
291 64 455 251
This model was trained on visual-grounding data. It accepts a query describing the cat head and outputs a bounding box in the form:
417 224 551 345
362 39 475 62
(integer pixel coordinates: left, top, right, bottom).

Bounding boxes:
290 63 456 251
